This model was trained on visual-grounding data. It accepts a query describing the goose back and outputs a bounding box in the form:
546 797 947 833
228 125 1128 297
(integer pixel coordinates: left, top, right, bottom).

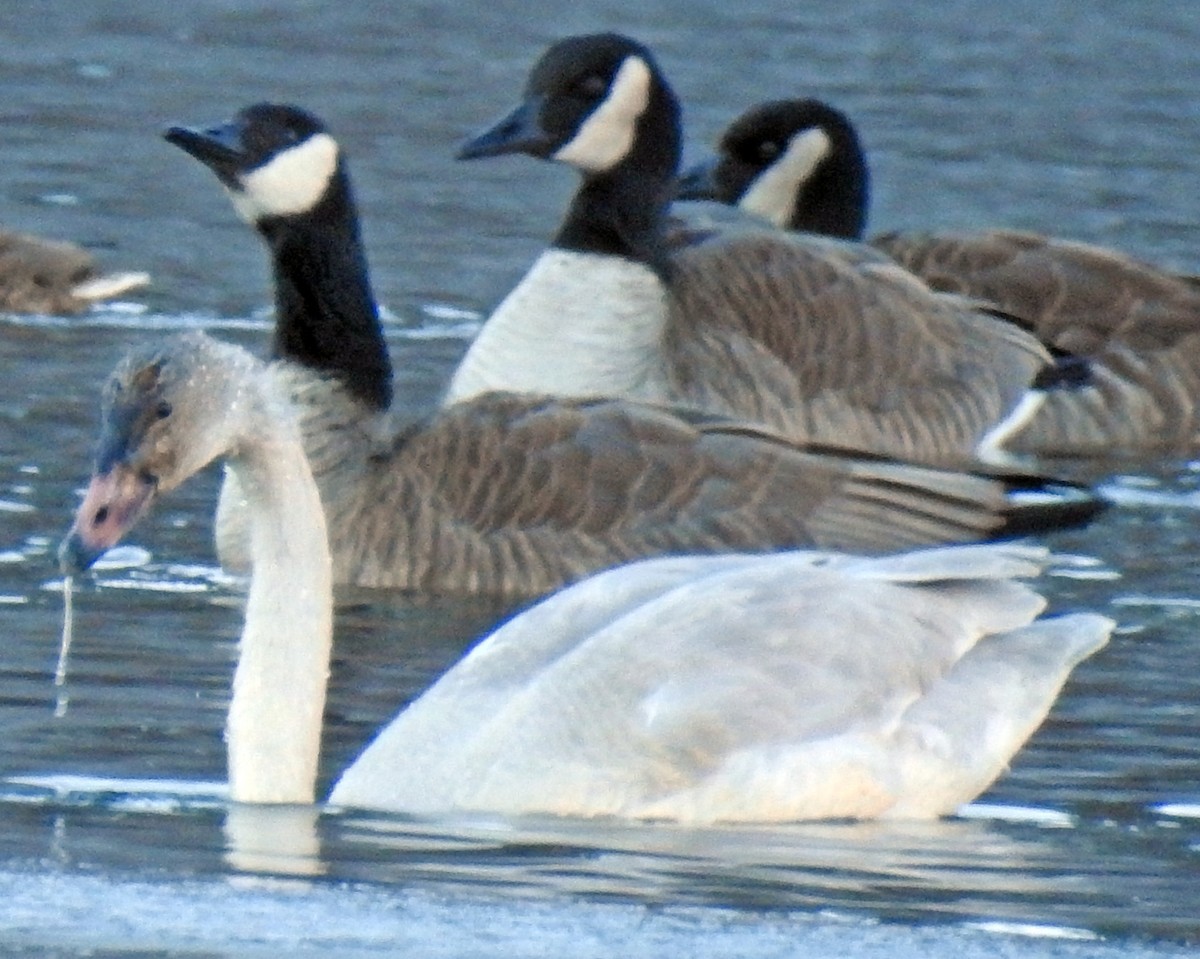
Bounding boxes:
454 35 1057 468
666 232 1052 463
275 372 1088 595
679 97 1200 456
875 229 1200 453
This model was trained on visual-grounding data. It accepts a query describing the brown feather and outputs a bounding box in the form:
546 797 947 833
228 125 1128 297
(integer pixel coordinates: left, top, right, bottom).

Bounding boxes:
876 229 1200 453
0 229 147 314
666 232 1050 465
213 364 1058 597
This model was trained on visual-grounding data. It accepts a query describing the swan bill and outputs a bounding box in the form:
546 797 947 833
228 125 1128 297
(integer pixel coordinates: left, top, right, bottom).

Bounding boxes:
60 464 157 573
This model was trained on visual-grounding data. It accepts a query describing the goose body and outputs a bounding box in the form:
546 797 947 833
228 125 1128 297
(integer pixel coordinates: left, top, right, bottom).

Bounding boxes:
157 104 1103 596
448 34 1063 469
677 98 1200 457
61 332 1101 597
59 350 1112 819
0 228 147 314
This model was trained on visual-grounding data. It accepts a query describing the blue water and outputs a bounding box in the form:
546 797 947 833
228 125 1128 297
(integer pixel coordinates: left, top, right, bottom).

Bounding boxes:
1 1 1199 955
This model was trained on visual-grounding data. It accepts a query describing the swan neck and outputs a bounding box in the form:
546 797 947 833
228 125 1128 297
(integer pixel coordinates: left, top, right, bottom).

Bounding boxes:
226 416 333 806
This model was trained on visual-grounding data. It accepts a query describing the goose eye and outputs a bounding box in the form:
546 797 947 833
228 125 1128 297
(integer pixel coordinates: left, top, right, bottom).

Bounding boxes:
757 140 782 162
155 401 173 420
577 74 609 99
260 125 299 152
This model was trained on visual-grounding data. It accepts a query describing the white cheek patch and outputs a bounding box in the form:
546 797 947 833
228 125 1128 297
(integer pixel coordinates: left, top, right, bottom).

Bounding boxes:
553 56 652 173
230 132 339 222
738 127 833 228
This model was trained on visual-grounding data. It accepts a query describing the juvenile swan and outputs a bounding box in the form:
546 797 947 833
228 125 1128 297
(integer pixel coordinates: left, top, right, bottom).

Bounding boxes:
155 104 1102 594
677 98 1200 457
449 33 1066 468
59 347 1112 819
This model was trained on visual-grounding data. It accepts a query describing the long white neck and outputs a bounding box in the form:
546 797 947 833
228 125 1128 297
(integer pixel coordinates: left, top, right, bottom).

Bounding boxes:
443 249 671 406
225 409 333 805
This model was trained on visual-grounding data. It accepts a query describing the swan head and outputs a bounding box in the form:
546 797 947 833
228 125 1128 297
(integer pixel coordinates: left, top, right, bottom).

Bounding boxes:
674 99 868 238
60 333 261 573
164 103 341 225
456 33 681 178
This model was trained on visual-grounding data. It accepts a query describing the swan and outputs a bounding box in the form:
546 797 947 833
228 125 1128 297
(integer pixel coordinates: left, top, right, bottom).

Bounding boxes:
58 340 1112 818
677 97 1200 457
446 33 1079 469
0 227 147 314
151 104 1103 595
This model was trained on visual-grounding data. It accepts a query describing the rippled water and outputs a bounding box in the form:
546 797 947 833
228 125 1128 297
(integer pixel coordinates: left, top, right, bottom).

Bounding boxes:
2 2 1200 956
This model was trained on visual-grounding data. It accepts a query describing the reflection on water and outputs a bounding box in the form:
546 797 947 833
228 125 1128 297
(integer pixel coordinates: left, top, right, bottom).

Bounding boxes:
1 774 1198 952
2 0 1200 955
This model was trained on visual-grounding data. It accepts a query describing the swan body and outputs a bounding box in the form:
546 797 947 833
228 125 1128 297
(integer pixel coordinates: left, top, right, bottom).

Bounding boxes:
59 340 1111 818
333 545 1110 821
677 97 1200 457
156 104 1103 595
450 34 1063 468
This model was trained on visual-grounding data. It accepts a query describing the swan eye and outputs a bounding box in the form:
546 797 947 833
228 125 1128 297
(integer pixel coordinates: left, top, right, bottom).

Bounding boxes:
155 401 173 420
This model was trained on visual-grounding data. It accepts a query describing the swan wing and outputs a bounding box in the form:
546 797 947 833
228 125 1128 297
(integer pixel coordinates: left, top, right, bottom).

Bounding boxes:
331 544 1110 821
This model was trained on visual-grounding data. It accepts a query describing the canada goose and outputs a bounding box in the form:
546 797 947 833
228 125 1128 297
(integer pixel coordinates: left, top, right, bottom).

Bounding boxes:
157 103 1102 594
62 331 1104 597
677 98 1200 456
447 33 1070 469
0 228 147 314
58 362 1112 819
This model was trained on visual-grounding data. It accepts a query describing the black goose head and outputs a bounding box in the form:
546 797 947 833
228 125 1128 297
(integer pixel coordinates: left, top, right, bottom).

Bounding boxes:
676 98 869 239
457 33 681 182
164 103 343 227
458 34 683 265
164 104 392 412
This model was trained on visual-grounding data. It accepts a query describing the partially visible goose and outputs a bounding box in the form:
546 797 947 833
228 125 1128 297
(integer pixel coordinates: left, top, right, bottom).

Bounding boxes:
447 33 1070 469
164 103 387 574
153 103 1102 595
58 362 1112 819
677 98 1200 457
0 228 147 314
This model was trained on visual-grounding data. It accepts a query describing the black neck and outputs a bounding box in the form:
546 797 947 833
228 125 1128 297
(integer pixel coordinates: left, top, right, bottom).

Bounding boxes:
553 170 673 270
257 164 393 411
790 140 870 240
551 82 681 273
